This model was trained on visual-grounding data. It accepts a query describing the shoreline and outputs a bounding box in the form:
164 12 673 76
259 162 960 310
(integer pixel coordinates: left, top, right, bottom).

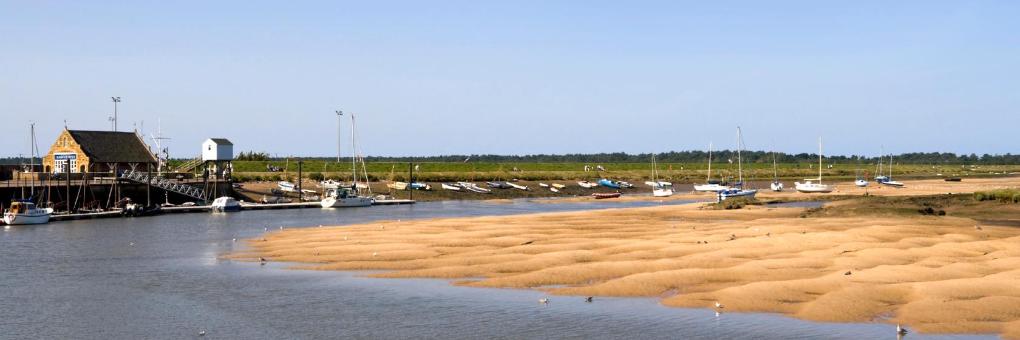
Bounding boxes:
232 178 1020 338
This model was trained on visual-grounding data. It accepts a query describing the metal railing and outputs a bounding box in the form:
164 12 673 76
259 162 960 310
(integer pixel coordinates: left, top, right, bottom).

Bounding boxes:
121 170 206 200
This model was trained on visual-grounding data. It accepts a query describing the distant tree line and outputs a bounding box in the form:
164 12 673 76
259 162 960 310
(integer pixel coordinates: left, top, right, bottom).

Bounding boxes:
7 151 1018 165
211 151 1020 165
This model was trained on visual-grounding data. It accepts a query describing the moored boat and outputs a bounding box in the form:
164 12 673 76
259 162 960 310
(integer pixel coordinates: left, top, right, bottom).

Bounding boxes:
487 181 512 189
506 182 529 191
387 181 408 190
578 181 598 188
592 192 621 199
321 188 372 208
441 183 462 191
795 137 834 193
551 183 566 189
409 182 432 190
278 181 296 192
3 201 52 225
459 182 492 193
211 197 241 212
597 178 622 189
717 127 758 200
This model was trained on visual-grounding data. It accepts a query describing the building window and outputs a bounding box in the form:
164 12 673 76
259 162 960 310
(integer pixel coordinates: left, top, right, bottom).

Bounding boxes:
69 158 77 173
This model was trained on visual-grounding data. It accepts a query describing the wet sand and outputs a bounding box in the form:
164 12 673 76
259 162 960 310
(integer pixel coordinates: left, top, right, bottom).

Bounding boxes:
235 177 1020 338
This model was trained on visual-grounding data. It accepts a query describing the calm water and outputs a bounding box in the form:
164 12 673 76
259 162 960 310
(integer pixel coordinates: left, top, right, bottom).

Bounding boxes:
0 199 990 339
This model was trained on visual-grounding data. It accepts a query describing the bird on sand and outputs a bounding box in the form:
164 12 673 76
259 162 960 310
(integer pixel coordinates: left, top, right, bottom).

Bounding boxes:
715 302 724 308
585 296 593 303
539 298 549 304
199 330 206 336
897 324 909 335
845 271 852 275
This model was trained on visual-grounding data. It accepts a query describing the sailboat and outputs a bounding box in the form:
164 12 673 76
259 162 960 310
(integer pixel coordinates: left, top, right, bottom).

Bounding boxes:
881 155 905 187
769 149 784 192
855 169 869 187
875 148 890 183
650 155 673 197
795 138 834 193
718 128 757 201
322 112 373 208
694 142 730 192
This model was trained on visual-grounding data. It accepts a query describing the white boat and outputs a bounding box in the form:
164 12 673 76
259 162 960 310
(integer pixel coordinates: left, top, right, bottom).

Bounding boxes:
319 179 342 189
795 138 834 193
387 181 408 190
278 181 296 192
441 183 462 191
538 183 550 188
551 183 566 189
506 182 529 191
694 183 730 192
550 187 560 193
211 197 241 212
695 142 730 192
718 127 757 201
854 170 869 187
3 201 52 225
577 181 598 189
649 155 673 197
458 182 491 194
321 188 373 208
880 155 905 187
769 149 784 192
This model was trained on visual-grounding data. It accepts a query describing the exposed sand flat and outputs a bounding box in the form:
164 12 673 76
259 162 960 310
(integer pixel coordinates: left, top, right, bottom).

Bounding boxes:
233 197 1020 338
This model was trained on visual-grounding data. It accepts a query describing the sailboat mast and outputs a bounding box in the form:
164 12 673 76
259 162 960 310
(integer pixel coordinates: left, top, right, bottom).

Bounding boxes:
706 142 713 182
818 137 823 183
30 122 36 198
736 127 743 184
652 154 659 182
350 113 358 191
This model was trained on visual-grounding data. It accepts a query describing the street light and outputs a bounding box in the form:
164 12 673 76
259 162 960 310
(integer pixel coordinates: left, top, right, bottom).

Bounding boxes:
111 97 122 131
335 110 343 163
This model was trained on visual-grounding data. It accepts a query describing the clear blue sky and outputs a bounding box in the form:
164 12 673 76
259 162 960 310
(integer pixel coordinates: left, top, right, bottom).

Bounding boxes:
2 1 1018 158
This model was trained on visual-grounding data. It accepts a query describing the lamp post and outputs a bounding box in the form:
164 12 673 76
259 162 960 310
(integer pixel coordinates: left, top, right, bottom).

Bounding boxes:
111 96 122 131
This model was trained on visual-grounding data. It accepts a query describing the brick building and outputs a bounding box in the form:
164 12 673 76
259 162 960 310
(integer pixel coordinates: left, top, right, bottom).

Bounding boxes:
42 129 157 175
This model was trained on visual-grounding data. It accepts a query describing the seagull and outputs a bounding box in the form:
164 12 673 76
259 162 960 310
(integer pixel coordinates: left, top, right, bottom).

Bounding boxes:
585 296 593 303
232 238 237 242
279 226 284 230
372 252 378 257
130 242 134 246
897 324 908 335
199 330 206 336
845 270 852 275
715 302 724 309
539 298 549 304
264 227 268 231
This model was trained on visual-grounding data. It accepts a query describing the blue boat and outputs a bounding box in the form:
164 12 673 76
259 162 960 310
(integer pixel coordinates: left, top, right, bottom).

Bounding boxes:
597 178 621 189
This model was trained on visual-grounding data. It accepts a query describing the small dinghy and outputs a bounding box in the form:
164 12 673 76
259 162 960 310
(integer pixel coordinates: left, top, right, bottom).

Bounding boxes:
487 181 512 189
551 183 566 189
538 183 550 188
211 197 241 212
618 181 635 188
578 181 598 189
944 177 962 182
592 192 622 199
441 183 462 191
506 182 529 191
409 182 432 190
387 181 408 190
459 182 491 193
550 187 560 193
597 179 622 189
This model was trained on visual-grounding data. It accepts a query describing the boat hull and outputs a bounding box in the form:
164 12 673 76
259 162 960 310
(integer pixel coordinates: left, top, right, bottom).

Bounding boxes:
694 184 730 192
321 196 373 208
441 183 462 191
592 193 621 199
794 182 833 193
770 182 784 192
719 189 757 201
3 212 50 225
652 188 674 197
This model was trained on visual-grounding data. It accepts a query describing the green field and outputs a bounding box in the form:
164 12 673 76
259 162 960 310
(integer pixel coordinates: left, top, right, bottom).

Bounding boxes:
169 159 1020 183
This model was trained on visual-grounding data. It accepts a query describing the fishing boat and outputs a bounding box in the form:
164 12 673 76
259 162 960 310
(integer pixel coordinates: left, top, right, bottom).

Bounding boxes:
694 142 731 192
211 197 241 212
487 181 512 189
592 192 621 199
769 149 784 192
2 201 52 225
551 183 566 189
718 127 758 201
387 181 409 190
650 155 673 197
795 138 834 193
598 178 622 189
506 182 529 191
409 182 432 190
578 181 598 189
441 183 462 191
321 188 372 208
278 181 297 192
459 182 491 194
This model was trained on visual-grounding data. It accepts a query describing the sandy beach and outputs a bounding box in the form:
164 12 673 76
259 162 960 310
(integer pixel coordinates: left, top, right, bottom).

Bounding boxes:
234 177 1020 338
